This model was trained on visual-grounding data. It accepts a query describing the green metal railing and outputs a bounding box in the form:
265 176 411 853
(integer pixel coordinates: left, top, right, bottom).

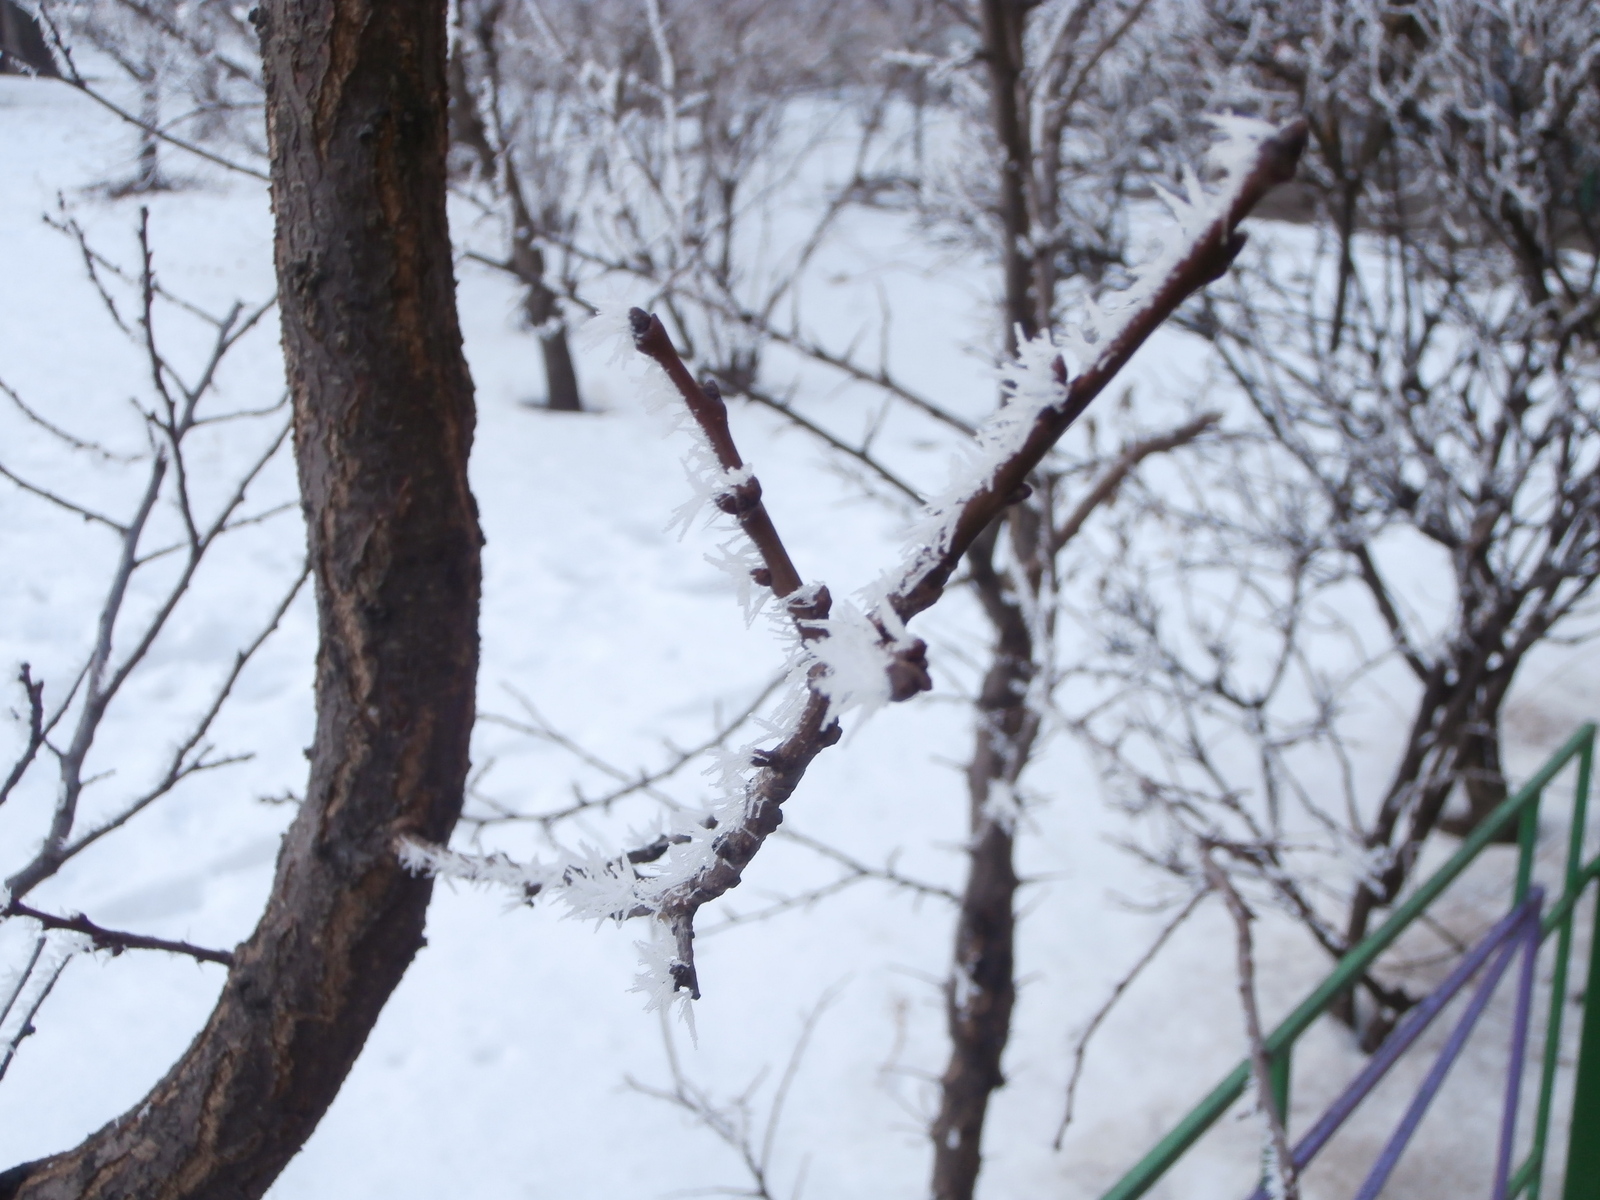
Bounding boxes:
1102 722 1600 1200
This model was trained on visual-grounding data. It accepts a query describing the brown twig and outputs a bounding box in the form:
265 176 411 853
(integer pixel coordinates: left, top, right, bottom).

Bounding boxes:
1050 413 1221 554
607 120 1305 1001
887 120 1307 625
3 901 234 967
0 667 46 810
1204 851 1299 1200
632 308 807 601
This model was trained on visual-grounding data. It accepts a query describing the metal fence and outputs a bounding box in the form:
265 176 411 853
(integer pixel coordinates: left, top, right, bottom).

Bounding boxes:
1102 723 1600 1200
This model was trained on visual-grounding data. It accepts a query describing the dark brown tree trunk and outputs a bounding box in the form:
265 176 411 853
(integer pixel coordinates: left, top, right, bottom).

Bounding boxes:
929 9 1041 1193
930 518 1040 1200
0 2 480 1196
978 0 1038 349
0 1 59 77
1438 716 1511 840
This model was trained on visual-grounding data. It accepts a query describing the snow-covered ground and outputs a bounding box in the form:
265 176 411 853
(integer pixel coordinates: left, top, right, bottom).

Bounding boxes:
1 76 1595 1199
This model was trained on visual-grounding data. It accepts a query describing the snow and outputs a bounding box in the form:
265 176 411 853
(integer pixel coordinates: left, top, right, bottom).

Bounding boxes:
0 74 1595 1200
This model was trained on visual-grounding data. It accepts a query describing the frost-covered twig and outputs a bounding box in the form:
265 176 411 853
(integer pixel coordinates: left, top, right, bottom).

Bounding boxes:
884 119 1305 626
406 118 1306 1004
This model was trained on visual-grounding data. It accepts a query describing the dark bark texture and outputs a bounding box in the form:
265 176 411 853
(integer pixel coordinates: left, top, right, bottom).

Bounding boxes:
1 1 480 1196
929 521 1035 1200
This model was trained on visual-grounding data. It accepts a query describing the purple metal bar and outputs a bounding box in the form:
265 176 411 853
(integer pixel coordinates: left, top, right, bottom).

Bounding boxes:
1493 899 1543 1200
1355 892 1543 1200
1241 893 1543 1200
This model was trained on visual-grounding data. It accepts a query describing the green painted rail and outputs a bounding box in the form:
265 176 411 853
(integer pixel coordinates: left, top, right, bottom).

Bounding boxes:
1101 723 1600 1200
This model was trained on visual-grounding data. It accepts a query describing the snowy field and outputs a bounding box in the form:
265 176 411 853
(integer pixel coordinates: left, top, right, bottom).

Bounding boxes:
1 76 1596 1199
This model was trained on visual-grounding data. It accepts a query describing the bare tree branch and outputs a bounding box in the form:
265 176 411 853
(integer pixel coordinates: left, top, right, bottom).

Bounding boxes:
2 902 233 967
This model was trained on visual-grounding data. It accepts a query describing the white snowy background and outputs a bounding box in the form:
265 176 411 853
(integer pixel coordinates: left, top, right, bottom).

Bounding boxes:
1 76 1595 1199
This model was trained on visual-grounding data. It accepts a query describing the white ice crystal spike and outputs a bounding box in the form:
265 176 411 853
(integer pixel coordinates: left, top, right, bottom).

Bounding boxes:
805 600 897 722
398 837 555 897
705 537 770 625
630 921 684 1013
579 304 643 366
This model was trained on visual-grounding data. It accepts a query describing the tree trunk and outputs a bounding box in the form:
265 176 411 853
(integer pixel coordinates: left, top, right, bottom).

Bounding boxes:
930 519 1039 1200
537 319 583 413
509 193 582 412
1438 717 1512 841
0 2 480 1196
135 78 161 192
978 0 1037 349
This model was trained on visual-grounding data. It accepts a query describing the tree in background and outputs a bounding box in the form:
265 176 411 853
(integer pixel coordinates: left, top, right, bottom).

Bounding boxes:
1083 0 1600 1047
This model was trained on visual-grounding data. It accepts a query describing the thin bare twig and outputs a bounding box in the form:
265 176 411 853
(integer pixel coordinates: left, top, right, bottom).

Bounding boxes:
1204 851 1299 1200
37 6 269 183
1052 887 1208 1148
0 943 73 1085
2 901 233 967
471 674 785 829
0 667 47 810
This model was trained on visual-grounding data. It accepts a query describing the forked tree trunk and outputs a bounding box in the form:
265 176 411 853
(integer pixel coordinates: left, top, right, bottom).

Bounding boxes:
0 2 480 1196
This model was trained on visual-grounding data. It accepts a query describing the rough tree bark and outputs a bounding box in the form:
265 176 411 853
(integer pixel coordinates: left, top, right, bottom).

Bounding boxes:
929 518 1037 1200
0 1 480 1196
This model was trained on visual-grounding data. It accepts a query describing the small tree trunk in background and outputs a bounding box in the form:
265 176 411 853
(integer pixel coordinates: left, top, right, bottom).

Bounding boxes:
928 8 1045 1195
930 518 1041 1200
509 192 581 411
135 77 160 191
1439 717 1511 841
0 2 481 1196
978 0 1037 350
517 261 581 412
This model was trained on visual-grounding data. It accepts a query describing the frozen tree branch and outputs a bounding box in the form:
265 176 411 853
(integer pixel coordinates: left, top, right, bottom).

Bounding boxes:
1 902 234 967
407 116 1305 1008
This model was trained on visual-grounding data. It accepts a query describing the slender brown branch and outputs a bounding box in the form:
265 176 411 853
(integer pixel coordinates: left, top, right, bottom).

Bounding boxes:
888 120 1307 624
2 902 233 967
607 120 1305 1003
0 461 128 532
777 827 960 903
1052 887 1208 1148
0 668 46 810
1051 413 1220 554
632 308 806 600
1204 852 1299 1200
